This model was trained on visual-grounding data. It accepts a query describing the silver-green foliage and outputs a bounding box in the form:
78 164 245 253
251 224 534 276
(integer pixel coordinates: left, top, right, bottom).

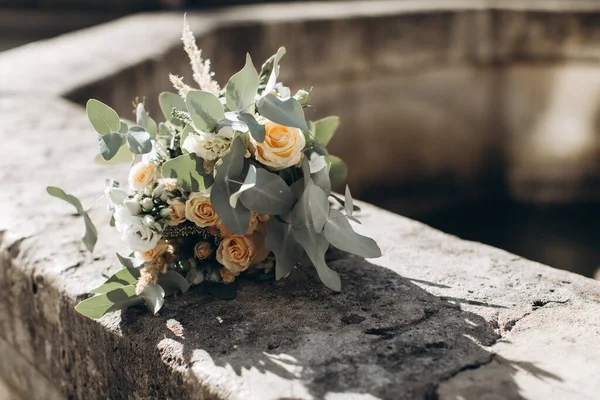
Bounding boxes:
76 264 190 319
264 158 381 292
226 54 259 112
257 94 309 132
186 90 224 132
46 186 98 252
161 153 208 192
87 99 154 160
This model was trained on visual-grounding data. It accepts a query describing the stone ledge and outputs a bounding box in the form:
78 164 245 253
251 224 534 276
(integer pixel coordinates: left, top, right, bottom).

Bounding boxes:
1 2 600 399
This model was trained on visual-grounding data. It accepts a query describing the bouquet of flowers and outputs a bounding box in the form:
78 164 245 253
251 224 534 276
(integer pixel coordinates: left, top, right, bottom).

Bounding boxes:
47 17 381 319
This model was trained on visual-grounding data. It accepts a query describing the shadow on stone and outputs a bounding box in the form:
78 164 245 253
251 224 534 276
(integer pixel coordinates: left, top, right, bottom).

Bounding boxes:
119 256 556 399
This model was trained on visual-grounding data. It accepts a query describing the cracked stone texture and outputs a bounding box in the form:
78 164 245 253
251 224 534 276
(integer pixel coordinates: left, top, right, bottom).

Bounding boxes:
1 2 600 399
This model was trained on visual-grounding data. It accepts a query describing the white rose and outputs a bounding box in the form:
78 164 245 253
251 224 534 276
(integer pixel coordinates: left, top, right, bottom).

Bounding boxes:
113 205 161 252
181 133 230 161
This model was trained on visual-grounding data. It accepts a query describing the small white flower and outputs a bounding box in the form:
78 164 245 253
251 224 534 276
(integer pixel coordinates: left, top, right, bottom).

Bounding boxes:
141 197 154 211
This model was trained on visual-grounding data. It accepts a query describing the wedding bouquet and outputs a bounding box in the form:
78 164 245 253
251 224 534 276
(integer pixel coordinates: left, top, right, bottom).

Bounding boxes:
47 17 381 319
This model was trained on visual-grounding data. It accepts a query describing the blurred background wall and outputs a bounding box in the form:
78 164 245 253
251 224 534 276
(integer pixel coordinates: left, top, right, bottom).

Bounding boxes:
2 0 600 278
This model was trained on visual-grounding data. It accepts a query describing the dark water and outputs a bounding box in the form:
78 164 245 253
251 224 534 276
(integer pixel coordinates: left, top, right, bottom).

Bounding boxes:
418 201 600 278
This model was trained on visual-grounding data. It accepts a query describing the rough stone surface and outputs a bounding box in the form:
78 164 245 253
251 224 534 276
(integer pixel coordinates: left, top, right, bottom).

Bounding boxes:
0 2 600 400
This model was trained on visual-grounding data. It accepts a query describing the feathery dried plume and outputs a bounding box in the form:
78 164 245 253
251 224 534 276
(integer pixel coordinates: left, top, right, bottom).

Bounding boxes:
169 74 192 97
181 15 220 95
135 257 168 295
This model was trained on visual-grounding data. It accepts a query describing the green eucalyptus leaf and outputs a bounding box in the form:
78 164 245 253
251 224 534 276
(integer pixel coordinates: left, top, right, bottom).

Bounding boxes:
312 167 331 195
324 209 381 258
326 155 347 187
203 281 238 300
211 179 251 236
215 136 246 184
127 126 153 155
226 53 259 112
260 46 286 87
159 92 187 126
116 253 144 269
161 153 207 192
186 90 224 132
136 103 157 136
118 121 129 134
179 125 195 153
308 152 328 173
308 184 329 233
344 185 354 216
240 167 296 215
82 213 98 252
238 112 265 142
158 122 173 139
257 94 308 132
230 163 257 208
211 137 250 234
294 227 341 292
47 186 97 252
311 116 340 146
86 99 120 135
141 284 165 315
94 144 134 165
98 133 124 161
46 186 84 214
290 179 304 200
90 267 141 294
158 270 190 296
266 219 303 280
330 193 361 213
75 285 141 319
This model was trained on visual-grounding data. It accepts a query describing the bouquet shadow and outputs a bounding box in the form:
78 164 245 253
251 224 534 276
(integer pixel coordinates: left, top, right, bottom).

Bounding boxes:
118 255 560 399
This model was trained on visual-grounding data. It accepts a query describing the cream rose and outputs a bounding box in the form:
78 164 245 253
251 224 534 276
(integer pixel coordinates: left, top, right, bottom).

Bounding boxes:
194 241 213 260
135 241 166 261
166 199 186 226
216 232 269 274
128 162 157 191
250 121 306 170
185 192 219 227
182 133 230 161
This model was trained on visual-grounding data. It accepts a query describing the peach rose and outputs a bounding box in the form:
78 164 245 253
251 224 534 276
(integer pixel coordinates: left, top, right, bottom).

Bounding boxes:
217 212 269 237
166 199 186 226
220 268 237 283
216 231 269 274
185 192 219 227
128 162 157 191
249 121 306 170
135 241 166 262
194 241 213 260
